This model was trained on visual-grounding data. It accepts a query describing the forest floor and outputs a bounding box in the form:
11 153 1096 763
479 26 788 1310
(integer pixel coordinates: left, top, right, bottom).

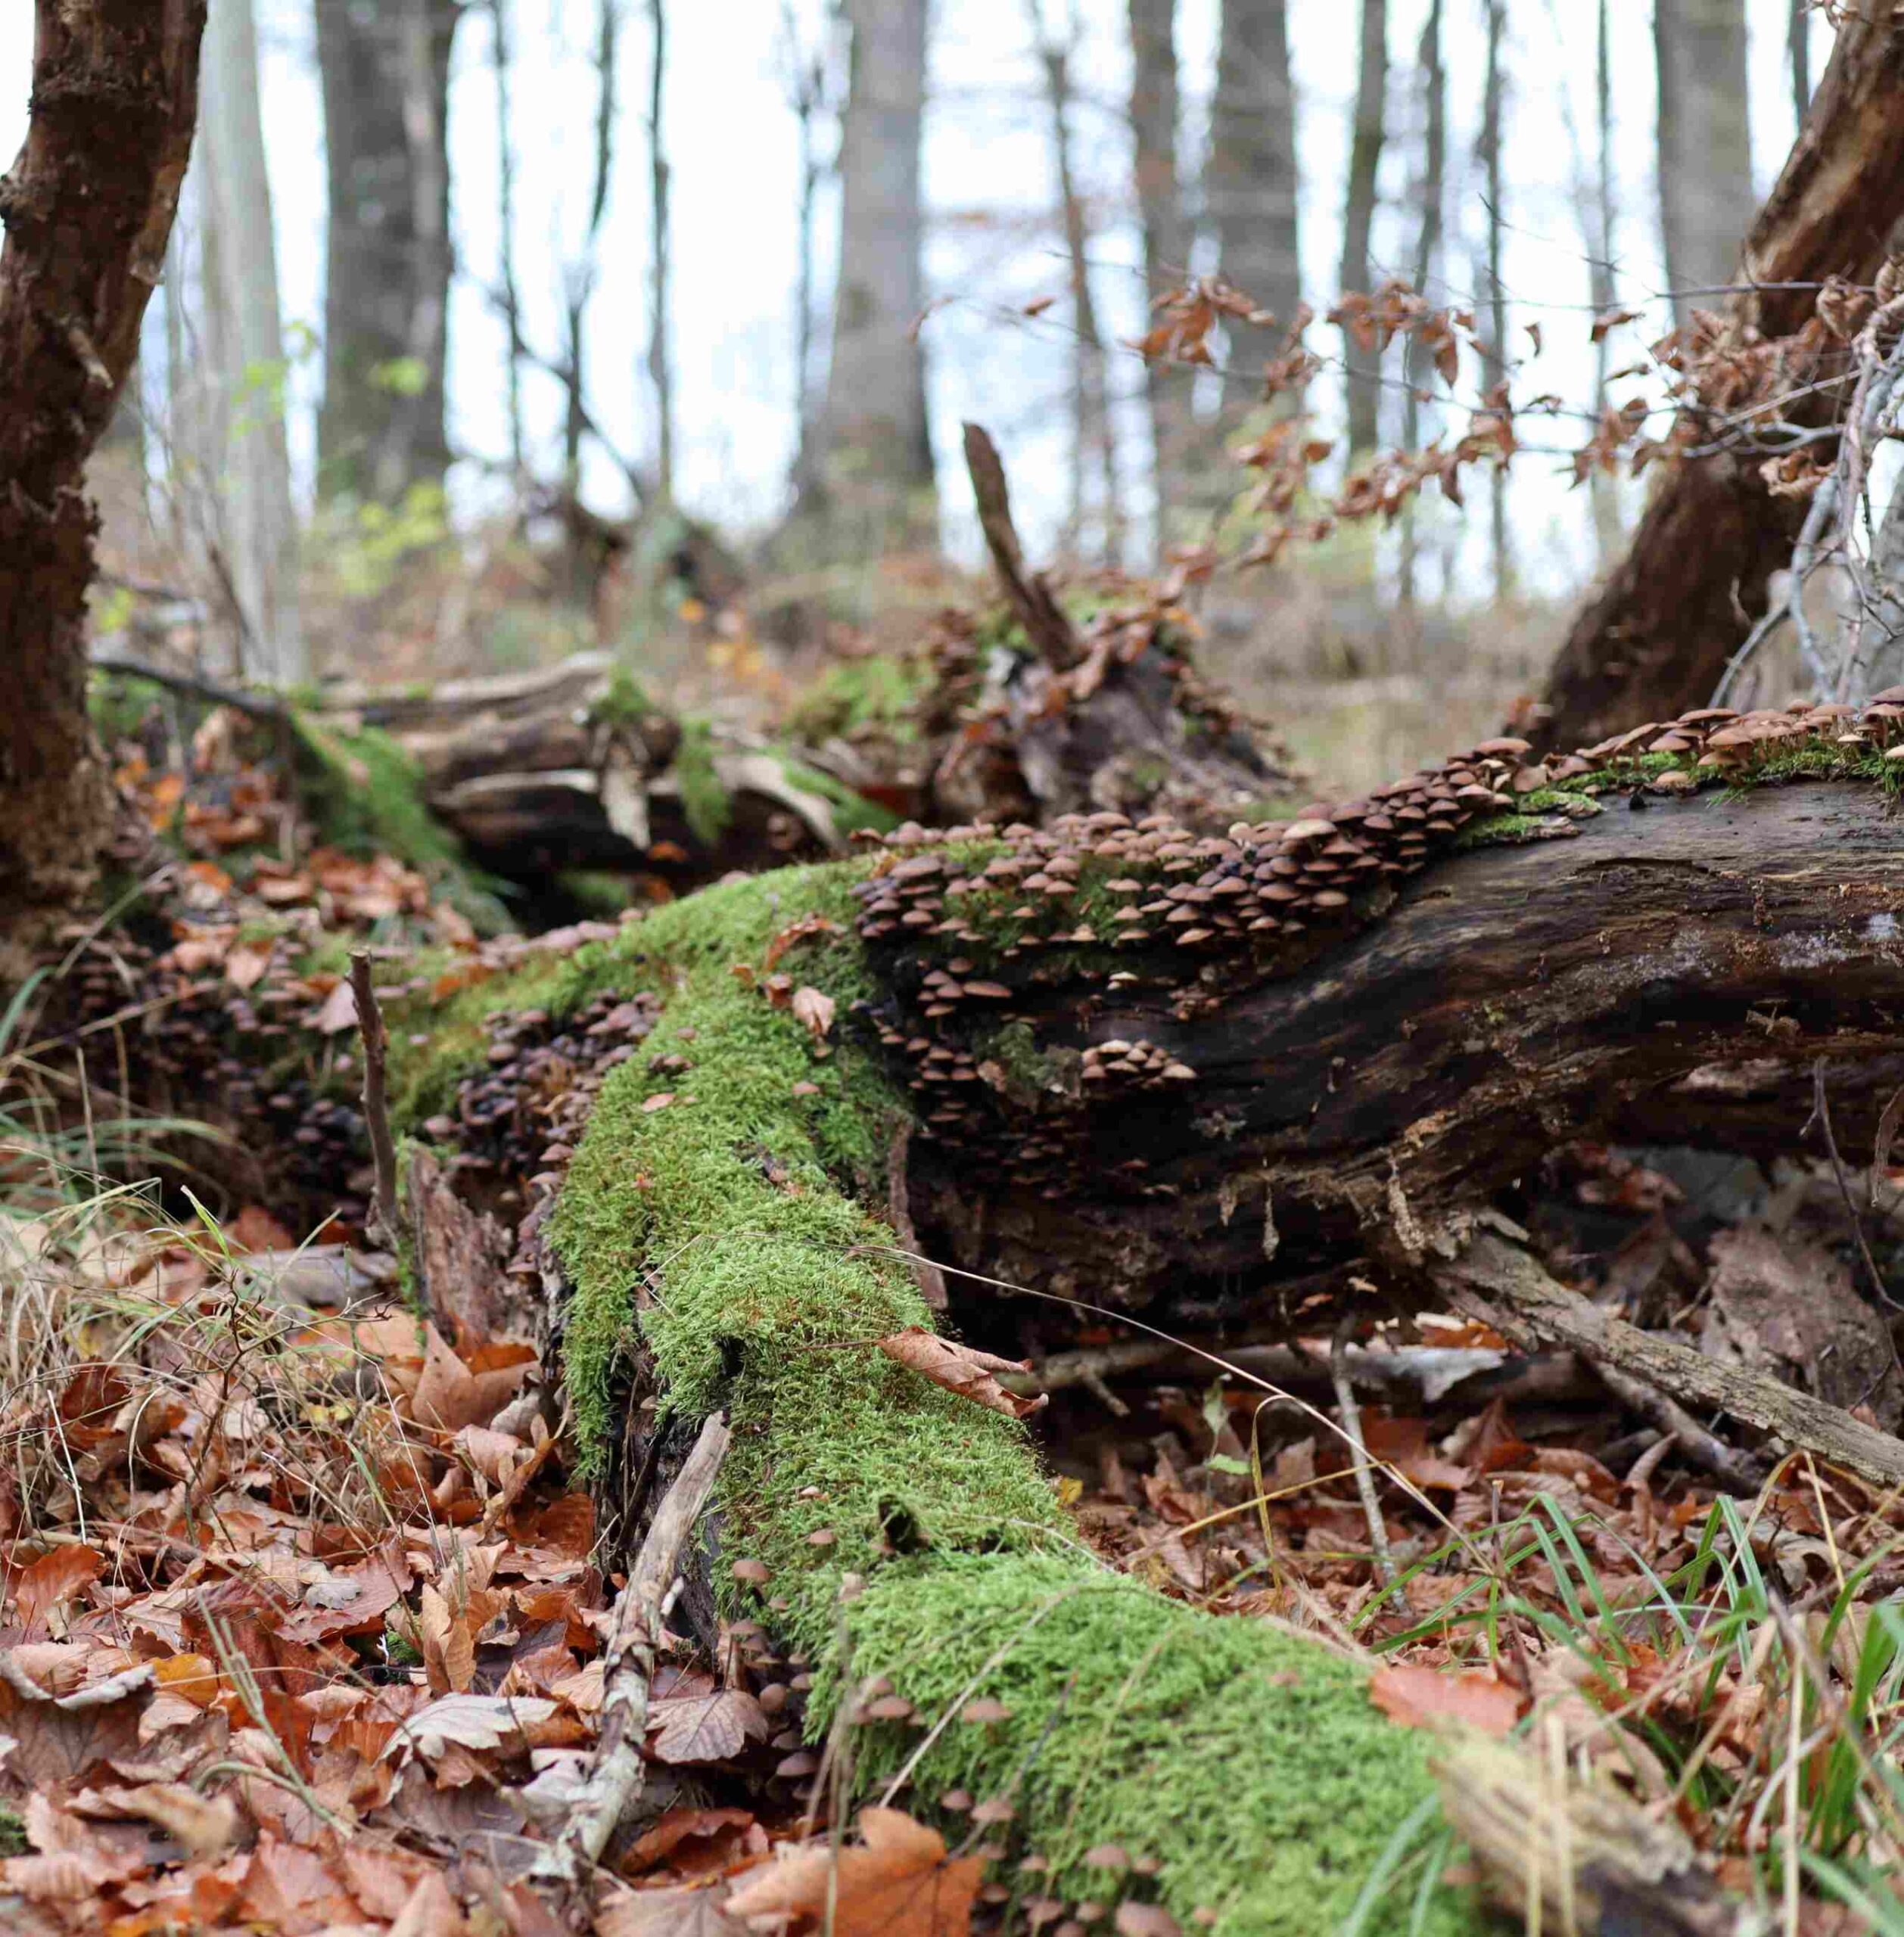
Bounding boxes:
6 677 1904 1937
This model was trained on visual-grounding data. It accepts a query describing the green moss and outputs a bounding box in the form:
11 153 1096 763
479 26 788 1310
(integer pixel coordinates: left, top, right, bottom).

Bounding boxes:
291 717 512 934
494 860 1485 1932
837 1554 1475 1935
0 1801 24 1858
591 664 657 730
555 869 640 918
766 747 901 839
674 717 731 847
786 656 928 745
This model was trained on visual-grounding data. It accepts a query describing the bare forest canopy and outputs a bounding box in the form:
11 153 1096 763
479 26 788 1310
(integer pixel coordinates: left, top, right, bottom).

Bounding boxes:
21 6 1904 1937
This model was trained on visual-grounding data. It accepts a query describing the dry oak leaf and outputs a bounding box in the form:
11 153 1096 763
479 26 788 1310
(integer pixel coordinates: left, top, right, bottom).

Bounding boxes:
1369 1663 1524 1737
875 1327 1047 1421
726 1806 984 1937
410 1324 536 1431
647 1689 769 1764
0 1653 152 1788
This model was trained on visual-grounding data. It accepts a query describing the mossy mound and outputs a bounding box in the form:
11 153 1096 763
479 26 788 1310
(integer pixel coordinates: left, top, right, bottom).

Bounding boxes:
375 862 1486 1933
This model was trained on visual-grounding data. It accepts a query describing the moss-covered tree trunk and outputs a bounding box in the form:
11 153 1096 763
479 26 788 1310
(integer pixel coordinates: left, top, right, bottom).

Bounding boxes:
359 714 1904 1935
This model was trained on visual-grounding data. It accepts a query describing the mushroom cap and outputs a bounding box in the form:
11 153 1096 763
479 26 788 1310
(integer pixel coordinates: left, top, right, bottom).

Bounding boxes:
1473 737 1532 757
1282 818 1337 843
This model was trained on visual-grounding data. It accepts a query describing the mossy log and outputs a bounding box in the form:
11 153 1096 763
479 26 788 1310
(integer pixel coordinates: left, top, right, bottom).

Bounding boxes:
362 714 1904 1934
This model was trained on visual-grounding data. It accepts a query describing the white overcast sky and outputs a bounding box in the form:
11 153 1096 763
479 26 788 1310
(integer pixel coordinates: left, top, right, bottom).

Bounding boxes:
0 1 1834 596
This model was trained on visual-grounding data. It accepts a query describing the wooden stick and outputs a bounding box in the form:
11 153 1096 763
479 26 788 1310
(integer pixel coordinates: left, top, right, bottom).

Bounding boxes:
1331 1317 1398 1588
347 953 401 1254
549 1410 731 1881
961 421 1079 671
1434 1231 1904 1491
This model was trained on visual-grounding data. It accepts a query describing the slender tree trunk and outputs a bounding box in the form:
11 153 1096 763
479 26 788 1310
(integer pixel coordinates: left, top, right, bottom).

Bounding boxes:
1202 0 1300 506
807 0 935 552
1654 0 1754 327
1031 3 1121 563
1540 15 1904 751
647 0 675 503
488 0 525 482
314 0 459 502
1398 0 1445 608
786 7 828 502
1789 0 1812 131
1588 0 1620 557
0 0 208 978
564 0 621 489
1128 0 1188 546
198 0 305 685
1339 0 1389 456
1479 0 1510 599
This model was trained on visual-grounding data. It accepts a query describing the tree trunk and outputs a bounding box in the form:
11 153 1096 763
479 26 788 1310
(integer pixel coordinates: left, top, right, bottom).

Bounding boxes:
1788 0 1812 132
1540 11 1904 750
806 0 934 554
198 0 305 685
1654 0 1753 331
486 0 525 481
1338 0 1388 457
1127 0 1189 540
646 0 675 503
0 0 208 981
1478 0 1510 601
1200 0 1299 505
314 0 459 502
1031 5 1120 562
1397 0 1444 607
1587 0 1620 558
562 0 621 490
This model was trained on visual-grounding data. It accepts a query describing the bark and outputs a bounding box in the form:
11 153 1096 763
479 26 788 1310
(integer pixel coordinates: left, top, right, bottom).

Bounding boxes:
1788 0 1811 132
562 0 621 490
1127 0 1189 534
807 0 934 552
1541 12 1904 750
1201 0 1299 505
1588 0 1620 558
0 0 208 981
314 0 459 502
1338 0 1388 457
1654 0 1753 331
198 0 305 685
784 5 830 500
882 778 1904 1342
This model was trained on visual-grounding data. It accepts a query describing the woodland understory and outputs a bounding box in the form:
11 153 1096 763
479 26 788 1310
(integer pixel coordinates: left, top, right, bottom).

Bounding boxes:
25 5 1904 1937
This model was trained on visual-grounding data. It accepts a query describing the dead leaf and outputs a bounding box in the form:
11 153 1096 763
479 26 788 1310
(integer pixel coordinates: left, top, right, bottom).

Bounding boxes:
381 1692 559 1763
791 987 835 1042
627 1806 764 1876
313 979 358 1034
1370 1664 1523 1737
596 1885 748 1937
0 1655 152 1787
11 1547 101 1636
647 1690 768 1764
725 1806 983 1937
224 935 275 990
875 1327 1047 1421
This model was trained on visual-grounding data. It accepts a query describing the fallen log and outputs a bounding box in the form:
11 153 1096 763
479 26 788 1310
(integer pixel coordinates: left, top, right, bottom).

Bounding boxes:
325 706 1904 1929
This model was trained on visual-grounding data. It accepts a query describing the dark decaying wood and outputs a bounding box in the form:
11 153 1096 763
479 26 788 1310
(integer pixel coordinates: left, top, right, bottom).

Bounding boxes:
1540 13 1904 748
901 781 1904 1345
0 2 209 972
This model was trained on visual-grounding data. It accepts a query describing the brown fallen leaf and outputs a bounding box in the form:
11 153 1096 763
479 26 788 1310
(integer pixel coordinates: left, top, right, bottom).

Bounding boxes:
83 1780 240 1858
1370 1663 1524 1737
726 1805 983 1937
791 986 835 1042
596 1884 748 1937
647 1689 769 1764
626 1806 764 1876
876 1327 1047 1421
0 1654 153 1788
11 1545 102 1637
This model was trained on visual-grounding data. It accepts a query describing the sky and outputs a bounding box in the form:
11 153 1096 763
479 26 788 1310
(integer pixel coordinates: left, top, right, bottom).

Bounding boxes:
0 0 1834 599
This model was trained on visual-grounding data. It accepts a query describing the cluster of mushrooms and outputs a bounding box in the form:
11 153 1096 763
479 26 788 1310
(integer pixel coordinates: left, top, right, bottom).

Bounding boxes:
840 694 1904 1161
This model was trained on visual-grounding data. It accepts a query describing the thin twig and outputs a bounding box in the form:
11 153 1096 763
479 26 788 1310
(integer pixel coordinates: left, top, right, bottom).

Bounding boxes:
548 1410 730 1881
348 954 401 1255
1808 1056 1901 1311
1331 1316 1398 1589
